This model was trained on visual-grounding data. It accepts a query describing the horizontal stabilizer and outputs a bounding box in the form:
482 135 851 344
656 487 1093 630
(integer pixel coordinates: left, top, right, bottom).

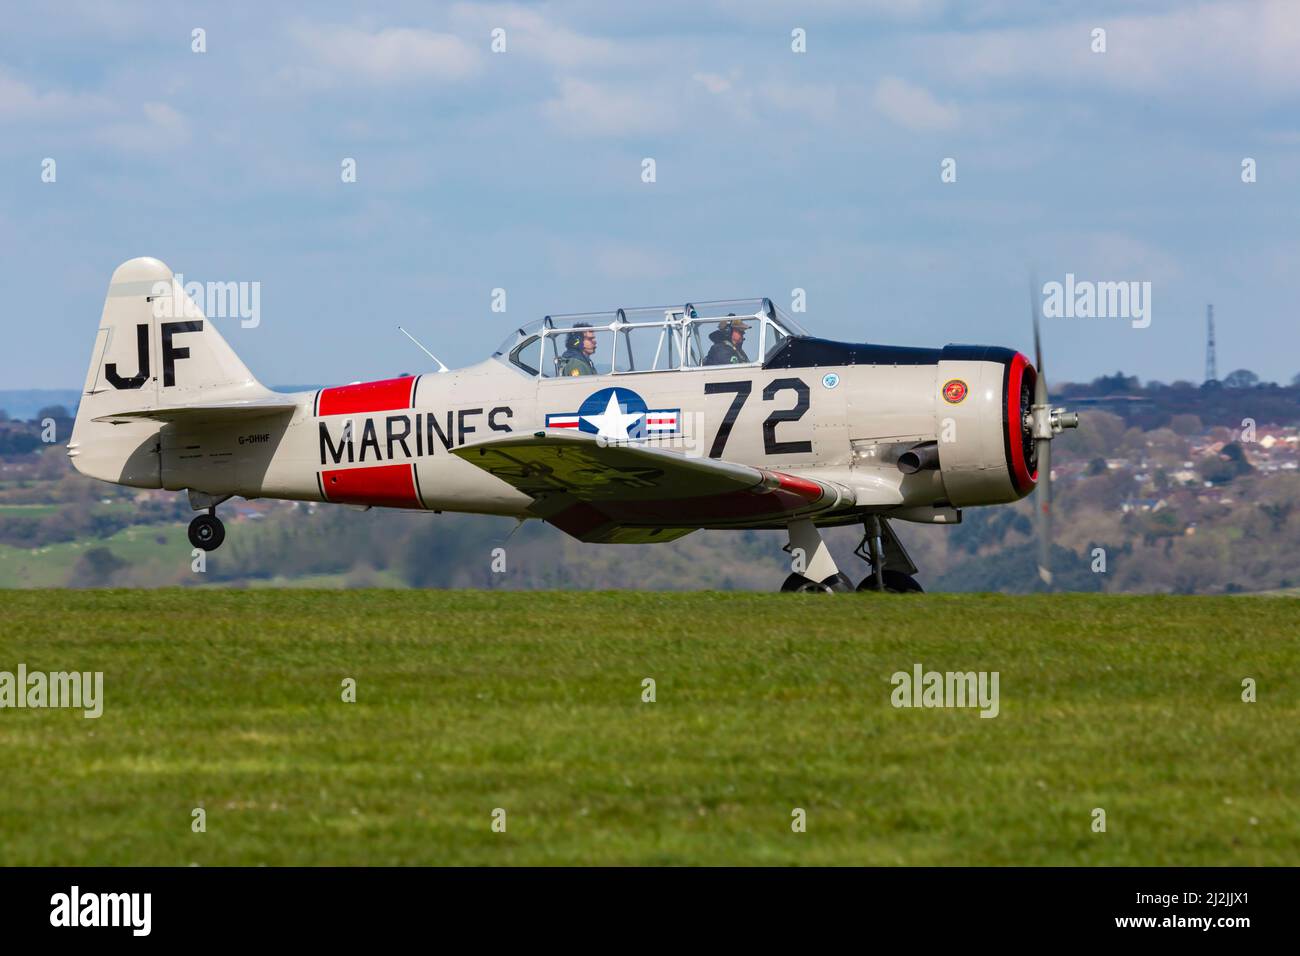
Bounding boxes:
92 396 298 425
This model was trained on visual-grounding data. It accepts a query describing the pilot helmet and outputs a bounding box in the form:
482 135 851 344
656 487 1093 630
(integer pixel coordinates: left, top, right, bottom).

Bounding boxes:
566 322 593 350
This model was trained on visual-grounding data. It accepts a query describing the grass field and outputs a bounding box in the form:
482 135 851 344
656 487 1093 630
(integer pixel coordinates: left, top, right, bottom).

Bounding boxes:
0 524 190 588
0 591 1297 866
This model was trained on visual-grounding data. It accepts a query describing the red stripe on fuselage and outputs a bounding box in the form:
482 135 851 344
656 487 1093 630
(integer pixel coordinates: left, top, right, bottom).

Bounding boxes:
318 377 417 417
320 463 422 509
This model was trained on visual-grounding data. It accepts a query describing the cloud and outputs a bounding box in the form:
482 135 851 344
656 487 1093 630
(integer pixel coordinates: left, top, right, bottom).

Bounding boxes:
289 23 482 88
685 70 839 125
0 68 106 121
872 76 959 131
759 80 839 122
690 70 757 123
542 78 678 136
928 0 1300 101
95 102 190 152
692 72 734 95
450 3 628 67
693 0 945 26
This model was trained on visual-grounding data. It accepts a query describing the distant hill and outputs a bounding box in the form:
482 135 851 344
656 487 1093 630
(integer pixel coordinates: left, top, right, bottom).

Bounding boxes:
2 374 1296 594
1057 378 1300 429
0 390 81 421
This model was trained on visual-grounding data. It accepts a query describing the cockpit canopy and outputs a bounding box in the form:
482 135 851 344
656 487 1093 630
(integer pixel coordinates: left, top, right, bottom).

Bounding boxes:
491 298 808 378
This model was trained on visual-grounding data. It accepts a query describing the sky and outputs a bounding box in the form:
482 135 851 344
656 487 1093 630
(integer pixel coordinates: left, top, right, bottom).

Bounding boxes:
2 0 1299 390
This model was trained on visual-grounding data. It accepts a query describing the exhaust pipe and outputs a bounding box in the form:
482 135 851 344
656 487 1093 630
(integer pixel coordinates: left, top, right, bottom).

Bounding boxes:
897 440 940 475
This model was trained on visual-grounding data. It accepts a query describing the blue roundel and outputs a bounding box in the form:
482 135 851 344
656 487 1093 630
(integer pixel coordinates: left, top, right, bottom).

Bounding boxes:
577 387 649 439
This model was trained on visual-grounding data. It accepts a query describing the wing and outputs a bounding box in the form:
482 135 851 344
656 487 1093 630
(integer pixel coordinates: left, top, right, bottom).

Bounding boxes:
92 397 299 425
452 430 853 543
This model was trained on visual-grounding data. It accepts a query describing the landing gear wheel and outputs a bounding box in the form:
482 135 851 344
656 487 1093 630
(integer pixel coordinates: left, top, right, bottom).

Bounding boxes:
781 572 854 594
188 513 226 552
857 570 923 593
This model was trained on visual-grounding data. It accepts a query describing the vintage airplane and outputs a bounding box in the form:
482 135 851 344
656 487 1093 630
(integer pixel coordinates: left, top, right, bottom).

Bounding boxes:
68 257 1079 592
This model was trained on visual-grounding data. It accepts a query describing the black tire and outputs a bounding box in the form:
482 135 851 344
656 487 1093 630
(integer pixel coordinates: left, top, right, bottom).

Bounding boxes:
823 572 856 593
781 572 852 594
857 570 924 593
188 514 226 552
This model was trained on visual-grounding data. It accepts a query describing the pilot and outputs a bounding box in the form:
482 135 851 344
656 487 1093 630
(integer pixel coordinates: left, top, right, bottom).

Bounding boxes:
704 316 751 366
557 323 599 376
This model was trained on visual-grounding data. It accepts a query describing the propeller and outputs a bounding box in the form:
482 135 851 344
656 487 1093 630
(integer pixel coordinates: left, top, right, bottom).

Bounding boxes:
1028 273 1079 588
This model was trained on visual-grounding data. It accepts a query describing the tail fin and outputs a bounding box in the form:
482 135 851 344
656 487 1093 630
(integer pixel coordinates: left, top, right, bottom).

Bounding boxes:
69 257 272 487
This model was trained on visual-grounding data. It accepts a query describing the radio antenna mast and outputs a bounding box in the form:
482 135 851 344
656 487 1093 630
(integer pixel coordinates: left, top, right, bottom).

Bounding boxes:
1204 305 1217 383
397 326 450 374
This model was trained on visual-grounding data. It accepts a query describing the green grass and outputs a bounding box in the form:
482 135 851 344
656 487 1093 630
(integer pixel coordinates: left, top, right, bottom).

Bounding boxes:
0 524 189 587
0 591 1296 866
0 503 60 516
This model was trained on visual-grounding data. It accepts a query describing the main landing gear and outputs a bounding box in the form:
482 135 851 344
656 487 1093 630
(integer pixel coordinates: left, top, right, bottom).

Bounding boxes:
779 516 923 594
853 515 923 593
188 508 226 551
187 491 232 552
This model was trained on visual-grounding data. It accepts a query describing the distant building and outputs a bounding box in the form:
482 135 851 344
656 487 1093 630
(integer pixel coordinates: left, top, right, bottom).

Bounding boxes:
1121 498 1167 514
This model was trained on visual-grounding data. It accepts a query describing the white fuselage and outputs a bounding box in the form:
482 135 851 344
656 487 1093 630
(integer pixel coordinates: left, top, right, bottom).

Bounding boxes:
144 350 1033 526
67 258 1038 531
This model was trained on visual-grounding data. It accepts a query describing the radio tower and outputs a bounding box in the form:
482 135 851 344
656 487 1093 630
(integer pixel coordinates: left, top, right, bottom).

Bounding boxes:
1204 304 1217 383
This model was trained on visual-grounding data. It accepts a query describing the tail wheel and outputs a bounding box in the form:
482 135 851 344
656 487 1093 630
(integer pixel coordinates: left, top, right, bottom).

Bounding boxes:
188 514 226 552
857 570 923 593
781 573 854 594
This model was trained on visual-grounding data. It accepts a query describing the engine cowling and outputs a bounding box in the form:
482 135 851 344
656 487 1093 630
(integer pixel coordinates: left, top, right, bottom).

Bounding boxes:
931 345 1038 507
